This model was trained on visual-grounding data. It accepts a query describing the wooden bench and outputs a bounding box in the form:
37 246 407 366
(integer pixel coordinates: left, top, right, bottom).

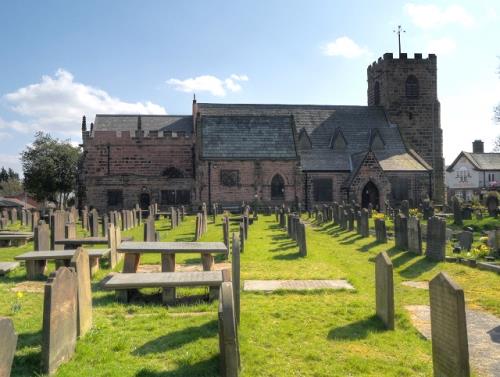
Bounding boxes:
15 249 110 279
103 270 225 304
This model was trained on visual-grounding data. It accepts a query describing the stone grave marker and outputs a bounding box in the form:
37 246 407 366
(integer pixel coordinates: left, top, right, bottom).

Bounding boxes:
0 317 17 377
400 200 409 217
51 210 66 250
426 216 447 261
102 214 109 237
374 218 387 243
457 231 473 252
360 209 369 237
239 222 245 253
452 196 463 226
429 272 470 377
218 282 240 377
298 221 307 257
407 216 422 255
394 214 408 250
231 233 240 325
65 222 76 240
143 217 156 242
89 209 99 237
42 267 78 375
375 251 394 330
70 248 92 337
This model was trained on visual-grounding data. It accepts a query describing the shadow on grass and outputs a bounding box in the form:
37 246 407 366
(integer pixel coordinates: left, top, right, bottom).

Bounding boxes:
273 252 301 260
135 356 219 377
398 257 438 279
11 330 42 377
269 244 297 252
390 251 417 269
132 320 218 355
328 315 385 341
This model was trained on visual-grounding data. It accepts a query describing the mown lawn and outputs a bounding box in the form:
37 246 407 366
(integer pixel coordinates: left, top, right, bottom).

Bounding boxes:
1 213 498 376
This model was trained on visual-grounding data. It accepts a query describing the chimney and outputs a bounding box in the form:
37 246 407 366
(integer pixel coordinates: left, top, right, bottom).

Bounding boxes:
472 140 484 154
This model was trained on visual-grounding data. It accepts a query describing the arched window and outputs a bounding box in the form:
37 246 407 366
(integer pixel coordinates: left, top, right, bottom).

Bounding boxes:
271 174 285 200
374 81 380 105
405 75 419 99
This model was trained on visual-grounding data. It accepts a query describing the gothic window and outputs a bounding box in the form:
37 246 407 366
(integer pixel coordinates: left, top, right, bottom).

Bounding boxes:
107 190 123 206
221 170 239 187
312 178 333 202
405 75 419 99
374 81 380 105
271 174 285 200
162 167 184 178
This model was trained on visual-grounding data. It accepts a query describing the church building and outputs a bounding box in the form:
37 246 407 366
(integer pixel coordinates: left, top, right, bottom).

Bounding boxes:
79 52 444 212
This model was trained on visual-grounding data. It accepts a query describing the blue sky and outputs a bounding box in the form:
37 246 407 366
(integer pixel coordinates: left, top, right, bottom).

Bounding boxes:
0 0 499 172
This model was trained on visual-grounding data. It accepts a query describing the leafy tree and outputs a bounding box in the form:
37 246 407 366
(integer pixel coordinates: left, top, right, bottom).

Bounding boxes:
21 132 81 206
0 166 22 196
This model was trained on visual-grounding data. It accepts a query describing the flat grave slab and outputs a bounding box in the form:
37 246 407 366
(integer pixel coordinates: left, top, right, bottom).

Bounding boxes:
401 281 429 290
117 241 228 254
406 305 500 377
103 271 224 289
243 280 355 292
15 249 111 260
0 262 19 275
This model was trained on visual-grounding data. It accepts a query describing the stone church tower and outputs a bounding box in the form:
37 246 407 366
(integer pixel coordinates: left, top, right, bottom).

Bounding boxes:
367 53 444 202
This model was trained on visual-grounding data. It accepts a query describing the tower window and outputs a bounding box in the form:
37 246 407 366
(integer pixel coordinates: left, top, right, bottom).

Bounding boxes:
405 75 419 99
374 81 380 105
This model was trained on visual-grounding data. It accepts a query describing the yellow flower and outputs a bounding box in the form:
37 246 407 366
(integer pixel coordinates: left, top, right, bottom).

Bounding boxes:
16 292 24 299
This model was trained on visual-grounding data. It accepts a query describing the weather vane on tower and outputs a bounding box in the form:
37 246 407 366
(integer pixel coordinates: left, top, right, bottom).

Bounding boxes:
393 25 406 56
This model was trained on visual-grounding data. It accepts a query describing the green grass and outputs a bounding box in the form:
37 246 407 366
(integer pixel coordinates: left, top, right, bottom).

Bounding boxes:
2 214 499 376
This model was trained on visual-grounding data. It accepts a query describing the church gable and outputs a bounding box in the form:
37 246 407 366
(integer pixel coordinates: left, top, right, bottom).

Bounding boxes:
329 128 347 151
297 128 312 150
369 128 385 150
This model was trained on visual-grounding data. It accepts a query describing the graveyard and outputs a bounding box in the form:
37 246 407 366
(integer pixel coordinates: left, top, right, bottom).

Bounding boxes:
1 204 500 376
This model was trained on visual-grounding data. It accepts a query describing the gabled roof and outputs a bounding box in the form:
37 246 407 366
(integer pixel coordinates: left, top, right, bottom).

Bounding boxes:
200 115 297 160
93 115 193 134
197 103 429 172
447 151 500 172
330 128 347 150
297 128 312 150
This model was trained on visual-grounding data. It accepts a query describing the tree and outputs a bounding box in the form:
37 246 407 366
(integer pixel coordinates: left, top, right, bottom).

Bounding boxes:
0 166 22 196
21 132 81 206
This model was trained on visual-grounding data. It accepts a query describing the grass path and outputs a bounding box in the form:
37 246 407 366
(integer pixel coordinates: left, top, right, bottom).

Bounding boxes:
0 214 499 376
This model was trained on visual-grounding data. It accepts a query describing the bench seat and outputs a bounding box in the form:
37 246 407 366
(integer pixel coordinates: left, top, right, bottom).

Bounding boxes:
103 271 224 304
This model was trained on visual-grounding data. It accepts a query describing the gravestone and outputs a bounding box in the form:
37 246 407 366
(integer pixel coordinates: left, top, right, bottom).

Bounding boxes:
407 216 422 255
35 223 51 251
394 214 408 250
89 209 99 237
0 317 17 377
70 248 92 337
347 210 355 231
426 216 447 262
26 210 33 230
429 272 470 377
10 208 17 223
356 211 361 234
65 223 76 240
457 231 473 252
360 209 369 237
21 209 27 226
218 282 240 377
298 221 307 257
102 214 109 237
143 217 156 242
81 209 89 231
42 267 78 375
51 210 66 250
400 200 409 217
375 252 394 330
108 223 118 268
452 196 463 225
374 218 387 243
239 223 245 253
222 216 230 249
422 199 434 220
231 233 240 325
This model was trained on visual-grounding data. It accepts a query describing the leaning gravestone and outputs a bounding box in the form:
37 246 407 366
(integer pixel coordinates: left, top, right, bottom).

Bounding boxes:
457 231 473 252
70 248 92 337
42 267 78 375
0 317 17 377
426 216 447 262
429 272 470 377
407 216 422 255
218 282 240 377
360 209 369 237
375 251 394 330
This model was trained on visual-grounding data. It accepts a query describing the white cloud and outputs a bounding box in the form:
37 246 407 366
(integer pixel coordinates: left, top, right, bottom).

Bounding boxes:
2 69 166 136
166 74 249 97
405 3 475 29
322 36 370 58
0 153 22 173
427 37 457 55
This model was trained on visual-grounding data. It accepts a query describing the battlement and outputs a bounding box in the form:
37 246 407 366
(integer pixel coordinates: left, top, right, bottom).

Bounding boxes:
82 129 193 142
368 53 437 71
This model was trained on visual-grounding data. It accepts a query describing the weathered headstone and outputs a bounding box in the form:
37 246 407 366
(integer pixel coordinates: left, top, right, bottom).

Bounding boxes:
218 282 240 377
400 200 409 217
374 218 387 243
426 216 447 261
51 210 66 250
407 216 422 255
298 221 307 257
360 209 369 237
457 231 473 252
42 267 78 375
0 317 17 377
65 222 76 240
143 217 156 242
429 272 470 377
394 214 408 250
102 214 109 237
375 251 394 330
239 222 245 253
231 233 240 325
89 209 99 237
452 196 463 226
70 248 92 337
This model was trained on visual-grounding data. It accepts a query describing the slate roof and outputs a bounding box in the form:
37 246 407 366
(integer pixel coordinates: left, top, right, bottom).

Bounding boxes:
447 152 500 171
197 103 428 172
93 115 193 134
0 197 35 209
200 115 297 159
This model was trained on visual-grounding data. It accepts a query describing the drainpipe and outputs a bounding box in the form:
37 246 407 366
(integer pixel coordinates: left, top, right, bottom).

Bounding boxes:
208 161 212 209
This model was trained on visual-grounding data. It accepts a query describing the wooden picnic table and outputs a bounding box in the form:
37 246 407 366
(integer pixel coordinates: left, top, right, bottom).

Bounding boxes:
117 241 228 302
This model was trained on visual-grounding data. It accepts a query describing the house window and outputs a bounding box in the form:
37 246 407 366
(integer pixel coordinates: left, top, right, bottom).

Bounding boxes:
405 75 419 99
107 190 123 206
313 178 333 202
271 174 285 200
374 81 380 105
488 173 495 182
220 170 239 187
161 190 191 205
